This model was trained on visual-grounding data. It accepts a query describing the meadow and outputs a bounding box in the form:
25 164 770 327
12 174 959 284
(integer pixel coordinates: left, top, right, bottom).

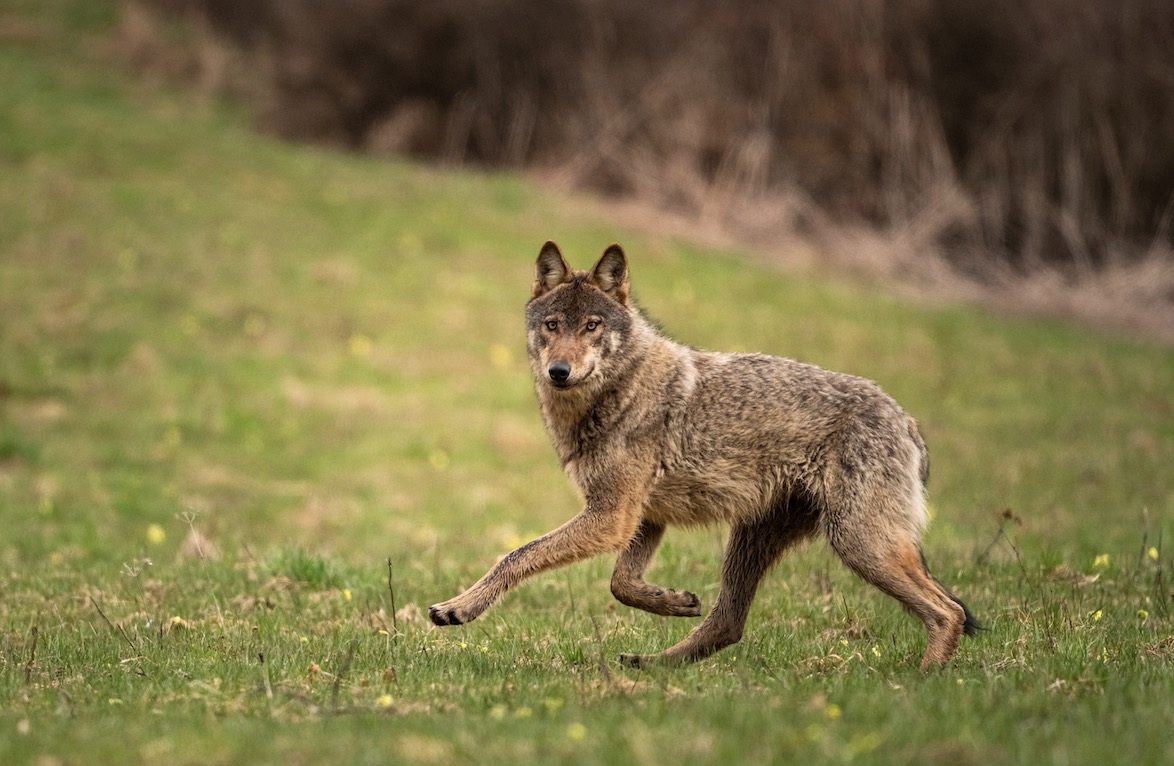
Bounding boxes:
1 3 1172 764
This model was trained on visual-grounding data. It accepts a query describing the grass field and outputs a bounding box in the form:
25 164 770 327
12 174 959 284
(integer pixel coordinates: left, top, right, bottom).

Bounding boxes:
2 3 1173 764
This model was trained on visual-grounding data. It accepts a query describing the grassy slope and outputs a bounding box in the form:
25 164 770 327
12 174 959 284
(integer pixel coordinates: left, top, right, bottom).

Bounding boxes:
1 3 1173 764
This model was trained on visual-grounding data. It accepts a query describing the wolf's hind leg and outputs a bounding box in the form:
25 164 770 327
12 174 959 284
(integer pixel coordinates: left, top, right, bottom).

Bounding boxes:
610 520 702 617
829 527 970 671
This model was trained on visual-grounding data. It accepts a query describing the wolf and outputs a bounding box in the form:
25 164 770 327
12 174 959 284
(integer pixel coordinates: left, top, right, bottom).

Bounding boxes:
430 241 978 670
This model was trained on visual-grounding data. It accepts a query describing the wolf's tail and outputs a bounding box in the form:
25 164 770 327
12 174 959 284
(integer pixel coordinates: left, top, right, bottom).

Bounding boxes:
950 592 983 637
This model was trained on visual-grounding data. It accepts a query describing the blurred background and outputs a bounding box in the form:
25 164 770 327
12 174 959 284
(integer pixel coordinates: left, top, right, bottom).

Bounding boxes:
2 0 1171 567
120 0 1174 339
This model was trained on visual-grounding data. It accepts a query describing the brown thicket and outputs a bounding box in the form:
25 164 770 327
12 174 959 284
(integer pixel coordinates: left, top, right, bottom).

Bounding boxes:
121 0 1174 311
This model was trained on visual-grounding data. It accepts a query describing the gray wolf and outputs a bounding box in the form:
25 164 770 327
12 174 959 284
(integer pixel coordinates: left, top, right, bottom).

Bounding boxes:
430 242 978 670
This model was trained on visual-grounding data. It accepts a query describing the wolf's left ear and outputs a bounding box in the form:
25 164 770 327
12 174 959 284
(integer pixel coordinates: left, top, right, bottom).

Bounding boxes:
533 241 572 299
590 244 629 304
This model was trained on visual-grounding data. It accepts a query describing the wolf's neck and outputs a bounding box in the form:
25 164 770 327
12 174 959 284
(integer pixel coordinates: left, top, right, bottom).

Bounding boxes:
537 322 688 465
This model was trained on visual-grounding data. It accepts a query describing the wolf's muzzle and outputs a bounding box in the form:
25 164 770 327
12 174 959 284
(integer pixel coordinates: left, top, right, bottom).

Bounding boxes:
548 362 572 385
548 362 572 386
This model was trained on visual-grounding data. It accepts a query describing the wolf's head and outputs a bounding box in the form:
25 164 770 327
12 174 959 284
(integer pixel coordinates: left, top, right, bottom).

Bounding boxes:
525 241 634 392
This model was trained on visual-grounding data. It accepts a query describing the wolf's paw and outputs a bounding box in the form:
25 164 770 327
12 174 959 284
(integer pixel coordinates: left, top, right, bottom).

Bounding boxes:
665 589 702 617
618 652 651 669
428 605 462 626
429 600 481 626
651 588 702 617
619 651 684 669
614 583 704 618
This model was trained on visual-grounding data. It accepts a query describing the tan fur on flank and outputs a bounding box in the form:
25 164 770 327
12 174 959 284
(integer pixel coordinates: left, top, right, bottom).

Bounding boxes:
430 242 978 670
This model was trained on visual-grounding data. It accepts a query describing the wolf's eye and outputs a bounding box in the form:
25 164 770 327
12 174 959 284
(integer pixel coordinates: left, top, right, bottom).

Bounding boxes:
585 320 600 332
545 320 558 331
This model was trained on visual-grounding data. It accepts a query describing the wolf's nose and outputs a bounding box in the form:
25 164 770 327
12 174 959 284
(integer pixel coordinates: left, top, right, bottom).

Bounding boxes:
548 362 571 384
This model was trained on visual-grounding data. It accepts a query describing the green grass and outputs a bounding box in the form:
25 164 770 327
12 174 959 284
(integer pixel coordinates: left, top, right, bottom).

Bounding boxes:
2 2 1173 764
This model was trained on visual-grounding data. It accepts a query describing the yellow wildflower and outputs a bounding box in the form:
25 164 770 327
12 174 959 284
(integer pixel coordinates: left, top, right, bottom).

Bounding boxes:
489 344 513 370
429 448 450 471
348 333 373 357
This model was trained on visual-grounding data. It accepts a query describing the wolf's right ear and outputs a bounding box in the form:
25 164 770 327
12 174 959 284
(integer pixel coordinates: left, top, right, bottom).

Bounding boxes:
590 244 629 304
533 241 572 299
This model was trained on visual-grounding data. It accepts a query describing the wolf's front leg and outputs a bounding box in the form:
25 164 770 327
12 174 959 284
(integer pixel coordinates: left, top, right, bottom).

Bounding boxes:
620 511 813 668
429 502 642 626
429 539 539 625
610 520 702 617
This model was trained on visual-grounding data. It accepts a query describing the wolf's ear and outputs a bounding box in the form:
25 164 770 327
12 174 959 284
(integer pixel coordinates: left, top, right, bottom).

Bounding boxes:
590 244 629 304
533 241 572 298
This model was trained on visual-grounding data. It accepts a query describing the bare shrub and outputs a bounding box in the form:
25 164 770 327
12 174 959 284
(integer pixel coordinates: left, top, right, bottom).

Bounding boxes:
122 0 1174 333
